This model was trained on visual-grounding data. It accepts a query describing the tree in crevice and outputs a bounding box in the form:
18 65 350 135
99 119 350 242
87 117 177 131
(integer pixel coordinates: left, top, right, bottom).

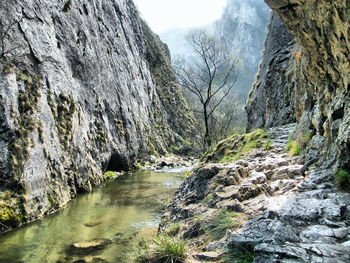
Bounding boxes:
174 29 240 147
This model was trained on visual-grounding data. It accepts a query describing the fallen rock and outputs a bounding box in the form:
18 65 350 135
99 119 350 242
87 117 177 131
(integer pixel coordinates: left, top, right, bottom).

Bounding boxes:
70 239 112 254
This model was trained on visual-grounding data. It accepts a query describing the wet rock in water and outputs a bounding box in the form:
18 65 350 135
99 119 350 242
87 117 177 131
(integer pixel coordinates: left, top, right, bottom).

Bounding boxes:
84 220 103 227
70 239 112 255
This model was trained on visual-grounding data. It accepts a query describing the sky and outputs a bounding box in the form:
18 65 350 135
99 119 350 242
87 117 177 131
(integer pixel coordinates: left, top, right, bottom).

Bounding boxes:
133 0 227 34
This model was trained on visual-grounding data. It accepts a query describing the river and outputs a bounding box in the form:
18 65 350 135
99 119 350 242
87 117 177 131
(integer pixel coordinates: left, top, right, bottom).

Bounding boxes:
0 168 187 263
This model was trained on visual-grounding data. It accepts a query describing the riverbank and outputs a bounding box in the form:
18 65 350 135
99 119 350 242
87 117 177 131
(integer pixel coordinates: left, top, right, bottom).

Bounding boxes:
0 168 187 263
145 124 350 262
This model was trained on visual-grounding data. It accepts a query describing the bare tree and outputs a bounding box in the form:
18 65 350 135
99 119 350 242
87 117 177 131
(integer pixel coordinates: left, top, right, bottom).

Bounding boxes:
174 29 239 147
0 20 22 61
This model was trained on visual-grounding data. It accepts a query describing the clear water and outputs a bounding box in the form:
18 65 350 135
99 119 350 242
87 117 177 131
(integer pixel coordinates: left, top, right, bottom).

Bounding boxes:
0 168 186 263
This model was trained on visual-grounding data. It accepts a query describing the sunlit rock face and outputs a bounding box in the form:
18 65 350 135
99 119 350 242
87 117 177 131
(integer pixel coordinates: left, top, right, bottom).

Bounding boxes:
246 11 295 131
264 0 350 169
0 0 194 230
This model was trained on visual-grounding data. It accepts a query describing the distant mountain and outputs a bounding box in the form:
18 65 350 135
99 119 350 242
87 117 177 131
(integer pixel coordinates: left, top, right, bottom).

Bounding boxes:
160 0 270 101
214 0 270 99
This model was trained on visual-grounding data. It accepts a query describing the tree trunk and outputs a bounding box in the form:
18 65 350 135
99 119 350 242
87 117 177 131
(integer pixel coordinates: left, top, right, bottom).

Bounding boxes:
203 105 211 147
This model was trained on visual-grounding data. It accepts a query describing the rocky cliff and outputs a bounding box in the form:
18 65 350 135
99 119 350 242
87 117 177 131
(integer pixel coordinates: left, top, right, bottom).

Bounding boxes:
0 0 195 231
161 0 270 101
246 12 296 131
213 0 270 100
248 0 350 171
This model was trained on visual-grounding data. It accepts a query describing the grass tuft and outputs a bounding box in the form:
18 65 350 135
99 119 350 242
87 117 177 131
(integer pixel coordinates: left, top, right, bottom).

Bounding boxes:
133 234 187 263
286 139 300 156
208 210 238 240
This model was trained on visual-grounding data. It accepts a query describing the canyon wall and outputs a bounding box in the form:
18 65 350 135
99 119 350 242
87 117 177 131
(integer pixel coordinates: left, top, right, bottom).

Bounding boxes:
246 11 295 131
0 0 195 231
248 0 350 170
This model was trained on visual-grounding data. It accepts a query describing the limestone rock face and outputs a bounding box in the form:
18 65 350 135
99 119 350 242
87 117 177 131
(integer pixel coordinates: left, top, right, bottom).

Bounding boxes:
246 11 296 131
264 0 350 170
0 0 195 231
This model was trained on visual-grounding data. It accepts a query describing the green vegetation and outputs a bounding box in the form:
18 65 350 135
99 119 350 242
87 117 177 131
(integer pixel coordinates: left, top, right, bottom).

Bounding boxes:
104 171 115 179
47 193 59 209
6 69 42 194
183 170 193 179
334 169 350 190
225 244 255 263
133 234 188 263
286 139 300 156
47 91 77 153
0 193 26 229
165 222 181 237
306 131 313 141
206 129 269 163
208 210 239 240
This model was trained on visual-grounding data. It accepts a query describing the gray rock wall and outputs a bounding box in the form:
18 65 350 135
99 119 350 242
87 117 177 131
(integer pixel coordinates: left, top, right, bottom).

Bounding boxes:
0 0 194 230
246 11 296 131
264 0 350 170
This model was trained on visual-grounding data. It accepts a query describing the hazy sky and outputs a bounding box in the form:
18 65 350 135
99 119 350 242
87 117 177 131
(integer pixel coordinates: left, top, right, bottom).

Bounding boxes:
133 0 227 34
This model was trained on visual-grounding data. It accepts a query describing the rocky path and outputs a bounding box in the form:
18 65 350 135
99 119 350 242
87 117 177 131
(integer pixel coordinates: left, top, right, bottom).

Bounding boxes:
159 124 350 262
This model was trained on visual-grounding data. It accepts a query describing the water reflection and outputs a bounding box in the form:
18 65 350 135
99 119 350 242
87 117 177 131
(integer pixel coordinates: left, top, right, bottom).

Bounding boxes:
0 169 185 263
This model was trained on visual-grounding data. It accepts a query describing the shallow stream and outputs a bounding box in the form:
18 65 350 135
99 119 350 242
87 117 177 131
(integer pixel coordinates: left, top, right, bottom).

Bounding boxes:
0 168 187 263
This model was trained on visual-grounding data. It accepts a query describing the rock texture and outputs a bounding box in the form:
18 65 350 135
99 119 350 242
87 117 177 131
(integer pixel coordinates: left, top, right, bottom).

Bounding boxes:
0 0 195 231
246 12 296 131
160 124 350 262
256 0 350 170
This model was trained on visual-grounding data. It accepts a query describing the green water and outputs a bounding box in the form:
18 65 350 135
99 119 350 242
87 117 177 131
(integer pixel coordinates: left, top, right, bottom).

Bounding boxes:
0 169 186 263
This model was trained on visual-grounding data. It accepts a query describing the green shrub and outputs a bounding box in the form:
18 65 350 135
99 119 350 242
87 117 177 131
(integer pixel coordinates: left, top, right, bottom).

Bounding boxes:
134 234 188 263
334 169 350 189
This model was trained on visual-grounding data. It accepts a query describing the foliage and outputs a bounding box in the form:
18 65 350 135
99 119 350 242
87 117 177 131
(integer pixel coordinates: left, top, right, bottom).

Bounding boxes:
306 131 313 141
286 139 300 156
133 234 188 263
0 201 25 228
208 210 238 240
225 244 255 263
334 169 350 190
104 171 115 179
206 129 268 163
